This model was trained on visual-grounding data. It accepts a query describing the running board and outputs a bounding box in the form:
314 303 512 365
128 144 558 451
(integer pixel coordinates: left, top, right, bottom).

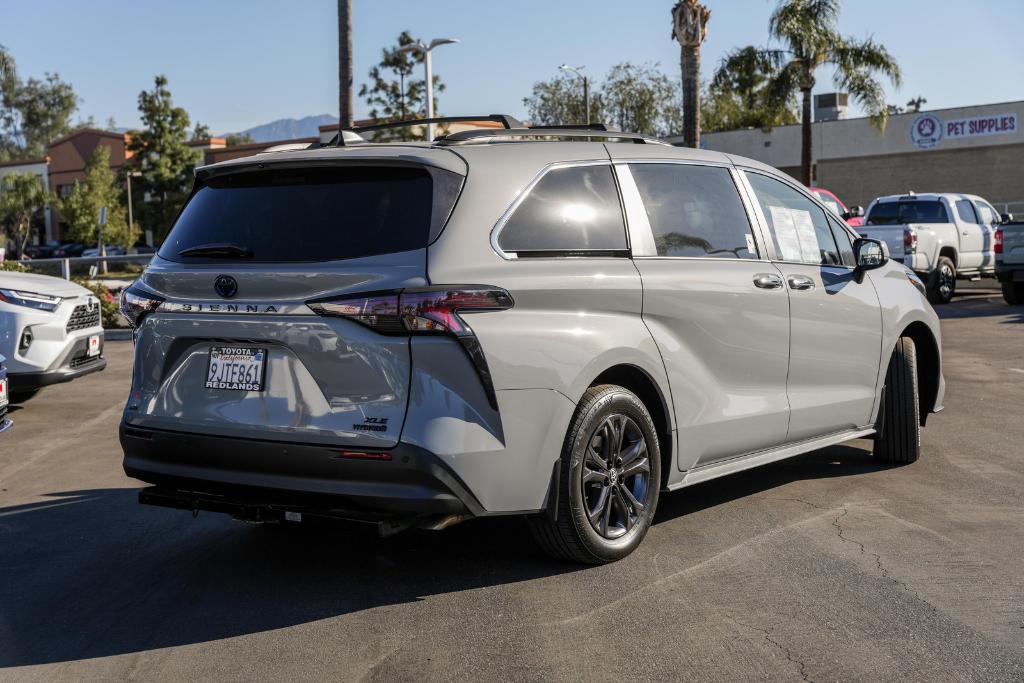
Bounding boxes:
670 427 876 490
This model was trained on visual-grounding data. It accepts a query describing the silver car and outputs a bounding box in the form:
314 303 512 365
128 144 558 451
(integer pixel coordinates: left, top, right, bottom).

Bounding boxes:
118 120 944 563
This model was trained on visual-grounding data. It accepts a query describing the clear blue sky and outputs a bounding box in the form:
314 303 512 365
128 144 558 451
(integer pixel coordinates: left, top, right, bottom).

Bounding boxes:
5 0 1024 134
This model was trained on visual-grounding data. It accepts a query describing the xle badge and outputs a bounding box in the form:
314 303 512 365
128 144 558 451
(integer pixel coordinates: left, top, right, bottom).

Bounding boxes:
353 417 389 432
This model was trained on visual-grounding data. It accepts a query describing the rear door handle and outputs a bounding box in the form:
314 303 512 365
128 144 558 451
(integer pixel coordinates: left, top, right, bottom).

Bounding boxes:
787 275 816 291
753 273 784 290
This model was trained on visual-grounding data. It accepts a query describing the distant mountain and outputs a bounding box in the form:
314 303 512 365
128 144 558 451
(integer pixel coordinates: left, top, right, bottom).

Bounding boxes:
227 114 338 143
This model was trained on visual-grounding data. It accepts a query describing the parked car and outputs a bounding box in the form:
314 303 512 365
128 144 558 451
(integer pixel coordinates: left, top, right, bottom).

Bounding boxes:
809 187 864 227
54 243 86 258
0 354 11 434
118 119 944 564
995 214 1024 304
858 192 1002 304
23 240 62 260
0 271 106 402
82 245 128 258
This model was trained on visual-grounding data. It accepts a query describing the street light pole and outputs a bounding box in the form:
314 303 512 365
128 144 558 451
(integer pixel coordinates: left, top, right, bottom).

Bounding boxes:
397 37 459 142
559 64 589 126
126 171 142 244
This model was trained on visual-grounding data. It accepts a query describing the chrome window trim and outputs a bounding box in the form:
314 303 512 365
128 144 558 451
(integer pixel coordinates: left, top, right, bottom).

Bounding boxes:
489 159 627 261
618 161 770 262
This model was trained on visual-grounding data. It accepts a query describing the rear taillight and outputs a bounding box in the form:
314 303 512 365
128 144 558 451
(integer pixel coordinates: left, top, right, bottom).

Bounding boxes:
994 227 1003 254
308 287 513 337
309 286 513 409
903 228 917 252
119 281 164 329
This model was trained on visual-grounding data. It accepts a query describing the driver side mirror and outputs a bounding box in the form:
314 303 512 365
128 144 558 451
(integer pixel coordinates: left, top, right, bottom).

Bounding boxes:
843 205 864 219
1001 213 1014 224
853 237 888 272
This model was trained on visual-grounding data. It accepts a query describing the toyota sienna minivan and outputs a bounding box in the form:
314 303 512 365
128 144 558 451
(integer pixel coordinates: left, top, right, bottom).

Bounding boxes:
119 118 944 563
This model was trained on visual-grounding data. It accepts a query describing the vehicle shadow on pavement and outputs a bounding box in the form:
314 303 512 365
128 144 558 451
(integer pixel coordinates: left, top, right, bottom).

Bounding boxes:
0 444 880 667
937 297 1024 322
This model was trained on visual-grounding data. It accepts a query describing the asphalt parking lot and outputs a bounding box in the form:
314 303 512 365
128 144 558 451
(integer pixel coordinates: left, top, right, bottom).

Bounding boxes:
1 281 1022 681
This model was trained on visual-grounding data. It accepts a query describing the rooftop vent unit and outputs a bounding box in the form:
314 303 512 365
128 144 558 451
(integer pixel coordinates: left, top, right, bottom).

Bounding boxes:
814 92 849 122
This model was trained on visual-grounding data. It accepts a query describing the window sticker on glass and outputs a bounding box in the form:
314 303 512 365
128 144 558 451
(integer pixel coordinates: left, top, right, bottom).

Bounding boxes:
745 233 756 254
769 206 803 261
790 209 820 263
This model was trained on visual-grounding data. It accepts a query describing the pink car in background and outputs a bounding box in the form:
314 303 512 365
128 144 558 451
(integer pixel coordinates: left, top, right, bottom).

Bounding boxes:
810 187 865 227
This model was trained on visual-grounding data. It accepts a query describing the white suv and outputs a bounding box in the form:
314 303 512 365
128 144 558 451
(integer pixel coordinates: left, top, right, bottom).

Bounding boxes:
0 271 105 402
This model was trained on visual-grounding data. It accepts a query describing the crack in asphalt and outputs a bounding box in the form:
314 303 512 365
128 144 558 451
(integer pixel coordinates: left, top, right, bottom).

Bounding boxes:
728 616 813 682
761 498 943 617
831 507 939 616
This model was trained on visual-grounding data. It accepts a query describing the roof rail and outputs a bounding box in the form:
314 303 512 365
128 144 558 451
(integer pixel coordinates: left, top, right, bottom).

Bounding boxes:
327 114 525 146
436 127 668 146
528 123 609 131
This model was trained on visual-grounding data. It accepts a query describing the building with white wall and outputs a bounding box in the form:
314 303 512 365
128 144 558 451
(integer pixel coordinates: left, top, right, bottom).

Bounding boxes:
671 100 1024 214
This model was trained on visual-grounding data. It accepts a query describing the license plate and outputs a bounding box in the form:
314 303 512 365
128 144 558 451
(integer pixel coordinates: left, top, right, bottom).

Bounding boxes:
205 346 268 392
0 378 7 410
87 334 101 357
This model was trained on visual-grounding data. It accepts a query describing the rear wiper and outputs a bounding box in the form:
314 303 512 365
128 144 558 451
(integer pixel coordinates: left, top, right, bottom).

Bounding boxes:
178 243 253 258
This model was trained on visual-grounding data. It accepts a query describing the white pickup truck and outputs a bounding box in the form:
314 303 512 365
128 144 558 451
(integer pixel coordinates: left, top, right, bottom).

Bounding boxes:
858 192 1002 304
996 217 1024 304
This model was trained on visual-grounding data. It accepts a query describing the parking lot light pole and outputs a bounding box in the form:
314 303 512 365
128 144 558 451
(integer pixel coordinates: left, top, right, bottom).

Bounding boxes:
559 64 589 126
397 38 459 142
126 171 142 245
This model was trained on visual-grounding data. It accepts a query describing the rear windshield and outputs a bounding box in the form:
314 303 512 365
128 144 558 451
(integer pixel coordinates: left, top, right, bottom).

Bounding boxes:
866 200 949 225
159 166 442 262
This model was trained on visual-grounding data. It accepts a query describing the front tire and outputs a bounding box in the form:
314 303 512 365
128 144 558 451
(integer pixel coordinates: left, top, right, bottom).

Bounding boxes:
927 257 956 305
1002 281 1024 305
529 384 661 564
873 337 921 464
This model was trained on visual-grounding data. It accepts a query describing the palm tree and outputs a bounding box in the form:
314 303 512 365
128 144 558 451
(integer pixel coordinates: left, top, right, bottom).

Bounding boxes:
338 0 353 129
671 0 711 148
765 0 901 185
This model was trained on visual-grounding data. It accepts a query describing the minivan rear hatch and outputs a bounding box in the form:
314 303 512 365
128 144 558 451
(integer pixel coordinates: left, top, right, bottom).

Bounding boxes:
125 152 466 448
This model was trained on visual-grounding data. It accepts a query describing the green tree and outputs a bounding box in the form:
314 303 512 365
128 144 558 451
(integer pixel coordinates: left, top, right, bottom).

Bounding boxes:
127 75 198 241
763 0 901 184
191 122 211 140
523 74 601 127
525 63 682 137
704 46 798 132
0 172 53 257
358 31 444 141
600 63 683 137
225 133 254 146
59 145 135 249
671 0 711 148
0 45 80 160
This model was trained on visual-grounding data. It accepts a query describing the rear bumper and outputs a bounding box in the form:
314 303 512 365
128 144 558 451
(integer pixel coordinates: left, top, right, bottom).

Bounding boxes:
995 267 1023 283
120 423 487 520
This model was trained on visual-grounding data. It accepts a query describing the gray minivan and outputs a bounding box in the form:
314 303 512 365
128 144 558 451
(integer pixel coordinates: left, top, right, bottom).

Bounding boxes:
119 119 944 563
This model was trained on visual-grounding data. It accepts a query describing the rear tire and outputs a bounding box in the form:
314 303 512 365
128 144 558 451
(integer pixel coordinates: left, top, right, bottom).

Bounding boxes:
925 258 954 305
926 257 956 305
1002 281 1024 305
529 384 661 564
873 337 921 465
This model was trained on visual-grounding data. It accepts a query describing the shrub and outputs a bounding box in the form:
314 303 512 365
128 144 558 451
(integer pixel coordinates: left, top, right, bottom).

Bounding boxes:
73 278 124 328
0 260 27 272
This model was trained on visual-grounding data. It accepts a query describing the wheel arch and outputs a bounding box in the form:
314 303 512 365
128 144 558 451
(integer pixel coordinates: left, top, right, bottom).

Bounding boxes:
938 246 958 267
589 364 674 490
898 321 941 426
